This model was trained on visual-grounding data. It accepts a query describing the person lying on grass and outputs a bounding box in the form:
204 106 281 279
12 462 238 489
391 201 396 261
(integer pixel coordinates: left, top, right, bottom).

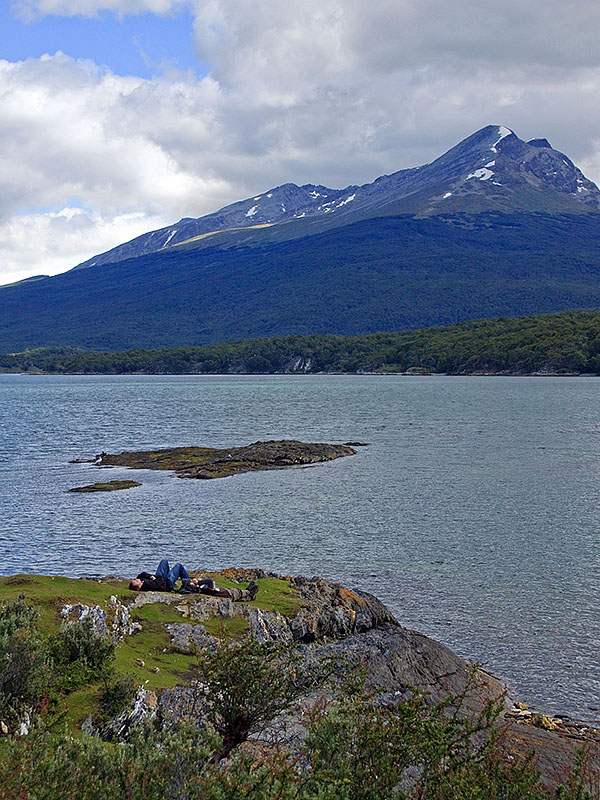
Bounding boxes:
128 559 191 592
180 575 259 601
129 559 258 601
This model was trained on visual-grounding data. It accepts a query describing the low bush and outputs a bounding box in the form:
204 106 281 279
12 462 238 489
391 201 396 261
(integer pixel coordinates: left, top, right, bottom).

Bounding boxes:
51 617 115 672
98 672 136 721
0 596 49 726
194 638 308 756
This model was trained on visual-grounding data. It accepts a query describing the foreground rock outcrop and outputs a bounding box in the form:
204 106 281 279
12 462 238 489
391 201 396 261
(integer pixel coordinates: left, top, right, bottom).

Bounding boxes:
1 568 598 788
93 440 356 479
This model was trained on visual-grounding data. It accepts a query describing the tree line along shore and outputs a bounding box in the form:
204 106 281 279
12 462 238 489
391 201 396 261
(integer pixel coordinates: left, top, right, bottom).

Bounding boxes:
3 310 600 376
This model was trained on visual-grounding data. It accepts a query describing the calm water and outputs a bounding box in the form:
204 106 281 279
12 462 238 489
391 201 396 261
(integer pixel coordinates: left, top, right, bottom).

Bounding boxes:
1 374 600 721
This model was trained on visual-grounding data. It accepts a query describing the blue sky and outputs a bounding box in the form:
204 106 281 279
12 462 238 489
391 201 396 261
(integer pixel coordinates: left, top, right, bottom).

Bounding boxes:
0 5 202 78
1 0 600 286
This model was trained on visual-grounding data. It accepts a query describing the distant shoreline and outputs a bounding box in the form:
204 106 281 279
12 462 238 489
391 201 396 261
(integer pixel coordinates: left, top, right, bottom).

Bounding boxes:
3 370 598 378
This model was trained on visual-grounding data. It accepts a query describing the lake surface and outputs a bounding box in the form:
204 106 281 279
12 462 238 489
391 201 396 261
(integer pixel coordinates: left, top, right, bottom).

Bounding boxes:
1 373 599 721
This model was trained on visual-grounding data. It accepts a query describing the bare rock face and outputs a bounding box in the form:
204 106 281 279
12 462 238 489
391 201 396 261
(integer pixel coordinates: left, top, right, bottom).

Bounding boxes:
299 625 505 715
289 577 397 641
60 596 141 642
166 623 218 652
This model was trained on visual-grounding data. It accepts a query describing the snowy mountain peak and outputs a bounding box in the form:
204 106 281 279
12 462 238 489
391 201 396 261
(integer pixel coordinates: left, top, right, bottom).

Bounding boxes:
72 125 600 271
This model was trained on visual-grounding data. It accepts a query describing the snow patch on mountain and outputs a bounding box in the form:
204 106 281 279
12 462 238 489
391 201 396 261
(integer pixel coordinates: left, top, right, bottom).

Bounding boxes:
246 205 258 217
162 230 177 247
466 168 494 181
491 125 513 153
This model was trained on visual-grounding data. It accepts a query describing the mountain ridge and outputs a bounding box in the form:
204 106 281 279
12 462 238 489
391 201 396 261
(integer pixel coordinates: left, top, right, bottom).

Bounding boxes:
70 124 600 271
2 124 600 352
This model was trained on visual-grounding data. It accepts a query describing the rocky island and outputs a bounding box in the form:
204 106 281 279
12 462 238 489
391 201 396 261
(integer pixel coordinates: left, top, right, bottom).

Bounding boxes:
1 568 598 793
93 439 357 479
69 480 142 493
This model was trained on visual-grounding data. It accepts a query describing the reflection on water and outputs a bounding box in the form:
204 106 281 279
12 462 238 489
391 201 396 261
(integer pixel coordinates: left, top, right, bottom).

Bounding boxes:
1 373 600 721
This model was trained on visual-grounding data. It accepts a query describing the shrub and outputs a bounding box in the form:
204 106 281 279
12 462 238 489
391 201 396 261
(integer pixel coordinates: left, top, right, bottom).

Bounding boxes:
0 721 218 800
0 594 39 637
51 617 114 673
98 673 136 721
0 596 49 727
48 618 115 693
194 638 307 756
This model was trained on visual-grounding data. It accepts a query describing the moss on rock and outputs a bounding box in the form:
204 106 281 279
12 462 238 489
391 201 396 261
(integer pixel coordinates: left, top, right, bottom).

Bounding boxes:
93 440 356 480
68 480 142 493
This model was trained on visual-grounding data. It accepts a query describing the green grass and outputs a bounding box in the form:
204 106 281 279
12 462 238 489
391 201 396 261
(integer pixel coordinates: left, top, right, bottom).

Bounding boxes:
131 600 195 624
253 577 303 616
113 624 197 690
62 684 102 729
0 572 302 729
0 575 131 634
202 615 249 642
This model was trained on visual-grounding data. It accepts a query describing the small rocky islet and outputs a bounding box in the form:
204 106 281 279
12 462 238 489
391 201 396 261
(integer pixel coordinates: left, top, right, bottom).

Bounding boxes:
92 439 358 480
69 480 142 493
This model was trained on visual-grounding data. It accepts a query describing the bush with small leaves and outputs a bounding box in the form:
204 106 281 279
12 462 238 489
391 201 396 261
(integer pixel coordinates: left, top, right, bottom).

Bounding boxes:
194 638 309 757
51 617 114 673
0 595 49 727
50 617 115 691
98 672 136 721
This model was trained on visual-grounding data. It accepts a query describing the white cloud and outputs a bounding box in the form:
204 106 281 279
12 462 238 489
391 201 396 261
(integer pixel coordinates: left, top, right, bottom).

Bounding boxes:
11 0 186 22
4 1 600 284
0 207 169 285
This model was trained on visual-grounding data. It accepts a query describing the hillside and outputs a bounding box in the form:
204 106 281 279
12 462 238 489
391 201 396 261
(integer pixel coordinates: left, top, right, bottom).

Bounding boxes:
3 310 600 375
3 125 600 351
2 213 600 352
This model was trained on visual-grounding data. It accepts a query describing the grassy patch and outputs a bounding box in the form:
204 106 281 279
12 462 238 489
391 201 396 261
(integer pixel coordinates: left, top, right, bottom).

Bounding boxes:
114 624 197 690
202 615 249 643
253 578 302 617
132 600 196 625
0 575 130 634
62 684 102 729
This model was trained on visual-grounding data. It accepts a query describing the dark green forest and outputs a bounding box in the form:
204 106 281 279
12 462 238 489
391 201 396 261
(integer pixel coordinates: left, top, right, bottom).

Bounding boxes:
3 310 600 375
3 212 600 352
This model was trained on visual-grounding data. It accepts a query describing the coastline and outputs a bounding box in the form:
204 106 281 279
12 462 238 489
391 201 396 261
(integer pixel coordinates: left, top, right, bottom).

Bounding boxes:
1 568 598 787
2 369 598 377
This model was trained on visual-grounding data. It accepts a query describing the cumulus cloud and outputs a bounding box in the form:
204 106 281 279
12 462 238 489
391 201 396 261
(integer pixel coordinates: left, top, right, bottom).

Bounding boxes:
4 0 600 284
0 207 168 285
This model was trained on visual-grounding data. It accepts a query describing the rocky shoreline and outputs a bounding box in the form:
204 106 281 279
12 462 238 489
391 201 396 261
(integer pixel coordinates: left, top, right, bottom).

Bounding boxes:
7 567 593 789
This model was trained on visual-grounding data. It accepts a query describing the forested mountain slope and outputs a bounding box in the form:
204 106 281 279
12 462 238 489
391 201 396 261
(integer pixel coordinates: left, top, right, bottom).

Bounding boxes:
3 125 600 352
